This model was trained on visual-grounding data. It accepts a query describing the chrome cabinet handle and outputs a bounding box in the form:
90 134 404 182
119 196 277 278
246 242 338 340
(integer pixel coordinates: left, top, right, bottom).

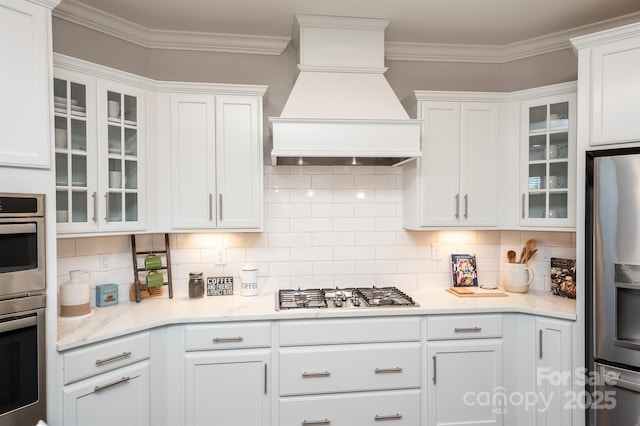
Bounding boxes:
302 419 330 425
93 376 132 392
264 363 268 395
375 367 403 374
95 351 132 365
375 413 403 421
209 193 213 221
302 371 331 378
522 193 526 219
455 194 460 218
455 327 482 333
104 192 110 222
432 355 437 384
212 336 243 343
539 329 543 359
604 371 640 393
92 191 97 223
219 193 223 221
464 193 468 219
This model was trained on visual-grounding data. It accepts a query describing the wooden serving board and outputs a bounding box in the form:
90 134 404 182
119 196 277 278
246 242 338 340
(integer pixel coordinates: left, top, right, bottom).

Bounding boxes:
446 287 508 297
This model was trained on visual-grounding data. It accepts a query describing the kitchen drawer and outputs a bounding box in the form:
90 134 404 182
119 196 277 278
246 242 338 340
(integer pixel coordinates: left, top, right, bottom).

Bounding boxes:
184 321 271 351
63 332 150 385
279 342 421 396
427 314 502 340
279 316 421 346
279 389 421 426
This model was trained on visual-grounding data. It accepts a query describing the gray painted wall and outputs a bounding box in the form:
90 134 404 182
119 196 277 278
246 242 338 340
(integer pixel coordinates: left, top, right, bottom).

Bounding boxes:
52 17 578 123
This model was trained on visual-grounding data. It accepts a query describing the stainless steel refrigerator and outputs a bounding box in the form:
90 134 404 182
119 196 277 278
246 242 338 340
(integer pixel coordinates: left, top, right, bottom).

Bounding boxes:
587 147 640 425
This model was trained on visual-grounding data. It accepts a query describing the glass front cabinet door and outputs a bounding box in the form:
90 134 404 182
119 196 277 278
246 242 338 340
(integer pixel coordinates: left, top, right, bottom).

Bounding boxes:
53 69 146 234
520 92 576 228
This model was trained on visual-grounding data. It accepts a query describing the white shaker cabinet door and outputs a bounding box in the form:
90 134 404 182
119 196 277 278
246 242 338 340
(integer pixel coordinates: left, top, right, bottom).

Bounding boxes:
170 94 217 229
0 0 51 168
215 95 263 229
62 361 151 426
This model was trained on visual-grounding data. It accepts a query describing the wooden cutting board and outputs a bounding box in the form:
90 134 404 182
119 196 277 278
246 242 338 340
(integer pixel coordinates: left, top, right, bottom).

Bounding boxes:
446 287 508 297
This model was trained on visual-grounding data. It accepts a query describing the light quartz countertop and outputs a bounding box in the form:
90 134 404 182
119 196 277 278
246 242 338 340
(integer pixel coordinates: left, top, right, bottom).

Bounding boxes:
57 287 576 351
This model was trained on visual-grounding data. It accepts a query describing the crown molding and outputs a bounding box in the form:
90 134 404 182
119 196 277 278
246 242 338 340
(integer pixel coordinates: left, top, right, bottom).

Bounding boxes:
53 0 640 62
29 0 61 9
386 12 640 63
53 0 291 55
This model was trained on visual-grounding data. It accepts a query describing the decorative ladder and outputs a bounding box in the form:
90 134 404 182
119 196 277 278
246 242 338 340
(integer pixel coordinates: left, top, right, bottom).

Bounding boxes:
130 234 174 303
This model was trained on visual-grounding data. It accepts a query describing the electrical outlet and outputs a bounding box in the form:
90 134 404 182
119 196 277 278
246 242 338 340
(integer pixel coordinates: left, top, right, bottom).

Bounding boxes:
539 246 551 262
100 254 111 271
215 248 226 265
431 243 442 261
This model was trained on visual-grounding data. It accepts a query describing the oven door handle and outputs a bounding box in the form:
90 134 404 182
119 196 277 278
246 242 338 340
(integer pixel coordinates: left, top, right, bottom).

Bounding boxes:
0 223 36 235
0 315 37 333
604 371 640 393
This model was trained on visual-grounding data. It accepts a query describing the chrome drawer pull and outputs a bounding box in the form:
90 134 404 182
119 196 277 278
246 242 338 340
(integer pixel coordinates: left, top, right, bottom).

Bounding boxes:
302 419 330 425
95 351 132 365
302 371 331 378
93 376 131 392
454 327 482 333
212 336 243 343
375 367 403 374
375 413 403 421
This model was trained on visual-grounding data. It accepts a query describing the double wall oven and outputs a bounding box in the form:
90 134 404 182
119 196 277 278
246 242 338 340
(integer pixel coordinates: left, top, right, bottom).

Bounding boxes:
587 149 640 425
0 193 47 426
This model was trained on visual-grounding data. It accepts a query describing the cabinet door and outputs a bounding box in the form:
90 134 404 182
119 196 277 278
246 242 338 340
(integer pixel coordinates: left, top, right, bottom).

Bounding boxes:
62 361 150 426
520 93 576 228
460 103 499 226
591 36 640 145
419 101 461 226
535 318 572 426
428 339 503 426
184 350 270 426
170 94 216 229
53 70 99 233
215 95 263 229
97 80 146 231
0 0 50 168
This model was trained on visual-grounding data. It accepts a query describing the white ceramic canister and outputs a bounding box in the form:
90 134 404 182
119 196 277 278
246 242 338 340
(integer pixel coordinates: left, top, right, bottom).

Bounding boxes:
60 270 92 317
500 262 534 293
239 265 259 296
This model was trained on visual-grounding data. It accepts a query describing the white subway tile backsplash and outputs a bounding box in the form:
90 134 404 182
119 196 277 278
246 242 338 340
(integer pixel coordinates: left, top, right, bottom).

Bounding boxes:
56 167 576 296
291 218 333 232
312 174 354 189
354 174 396 189
333 217 375 232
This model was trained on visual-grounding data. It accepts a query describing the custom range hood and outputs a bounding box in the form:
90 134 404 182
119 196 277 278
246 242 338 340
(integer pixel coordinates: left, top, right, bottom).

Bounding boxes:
269 15 421 166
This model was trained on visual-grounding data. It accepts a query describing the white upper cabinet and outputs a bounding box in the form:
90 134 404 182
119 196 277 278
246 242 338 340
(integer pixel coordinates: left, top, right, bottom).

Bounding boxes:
519 92 576 228
170 90 265 231
53 57 147 235
404 94 499 229
572 22 640 146
0 0 55 168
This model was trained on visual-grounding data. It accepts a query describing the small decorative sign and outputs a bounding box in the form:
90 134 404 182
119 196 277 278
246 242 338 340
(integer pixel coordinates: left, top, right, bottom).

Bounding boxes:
207 276 234 296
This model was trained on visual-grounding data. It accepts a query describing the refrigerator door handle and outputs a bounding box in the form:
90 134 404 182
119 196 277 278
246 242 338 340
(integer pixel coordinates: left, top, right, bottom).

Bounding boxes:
604 371 640 394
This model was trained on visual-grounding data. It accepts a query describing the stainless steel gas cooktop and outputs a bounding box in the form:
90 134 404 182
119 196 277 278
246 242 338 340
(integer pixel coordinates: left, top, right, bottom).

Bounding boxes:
276 286 418 310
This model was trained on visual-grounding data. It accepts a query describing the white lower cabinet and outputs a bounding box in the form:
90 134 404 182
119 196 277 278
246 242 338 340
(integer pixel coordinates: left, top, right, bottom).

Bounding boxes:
62 361 151 426
182 322 272 426
278 317 423 426
60 332 152 426
427 315 503 426
535 317 572 426
279 389 422 425
184 350 270 426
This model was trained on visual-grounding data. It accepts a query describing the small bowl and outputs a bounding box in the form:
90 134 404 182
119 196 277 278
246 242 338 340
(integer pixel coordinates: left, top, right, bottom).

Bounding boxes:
503 283 529 293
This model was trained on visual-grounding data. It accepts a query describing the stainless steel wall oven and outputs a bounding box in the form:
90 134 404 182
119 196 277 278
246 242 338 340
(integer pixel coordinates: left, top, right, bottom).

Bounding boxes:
0 193 46 425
